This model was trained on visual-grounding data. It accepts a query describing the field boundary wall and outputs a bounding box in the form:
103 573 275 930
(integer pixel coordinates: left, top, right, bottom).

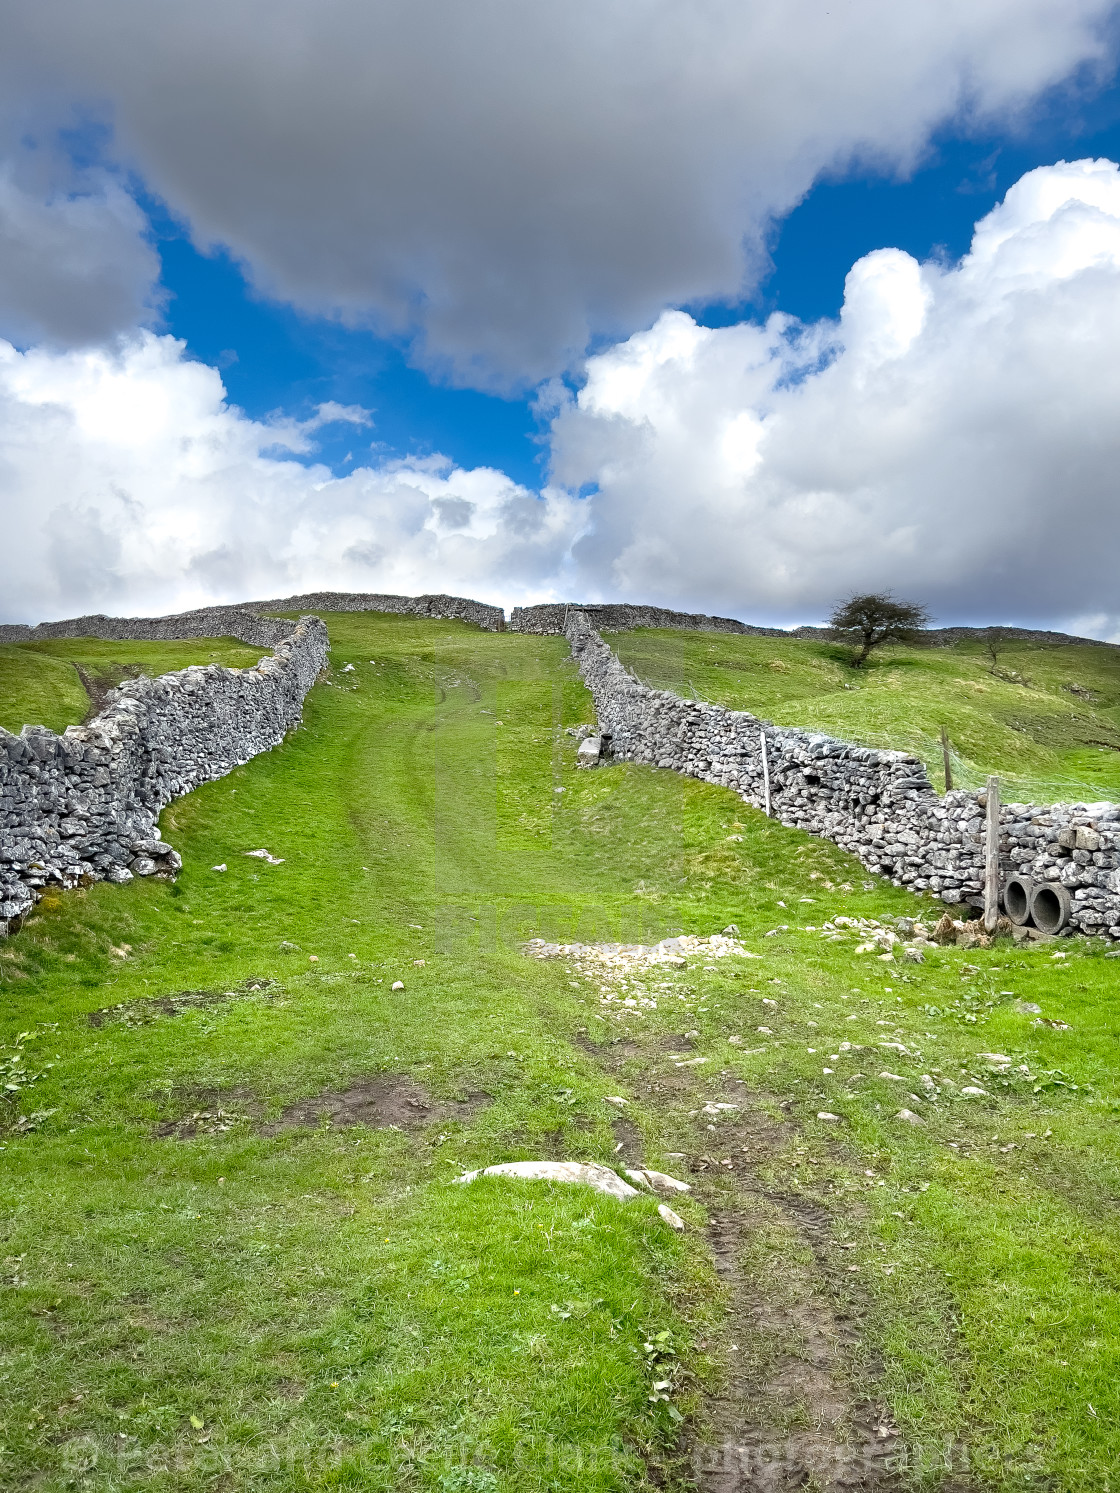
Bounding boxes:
509 602 786 636
0 616 328 935
565 612 1120 939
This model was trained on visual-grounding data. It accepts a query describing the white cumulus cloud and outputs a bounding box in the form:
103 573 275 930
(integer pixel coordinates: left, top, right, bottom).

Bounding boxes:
547 158 1120 637
0 334 584 623
0 0 1115 385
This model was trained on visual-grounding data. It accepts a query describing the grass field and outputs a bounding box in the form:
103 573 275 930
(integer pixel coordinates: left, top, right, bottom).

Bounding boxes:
607 628 1120 806
0 637 266 736
0 614 1118 1491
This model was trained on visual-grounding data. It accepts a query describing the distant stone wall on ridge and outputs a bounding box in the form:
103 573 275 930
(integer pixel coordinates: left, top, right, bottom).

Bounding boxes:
0 605 291 649
509 602 786 636
247 591 507 631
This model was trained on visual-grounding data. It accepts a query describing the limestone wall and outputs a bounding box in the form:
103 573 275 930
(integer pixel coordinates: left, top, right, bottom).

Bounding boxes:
245 591 506 631
0 591 505 646
510 602 785 636
0 616 328 935
566 612 1120 938
0 605 291 648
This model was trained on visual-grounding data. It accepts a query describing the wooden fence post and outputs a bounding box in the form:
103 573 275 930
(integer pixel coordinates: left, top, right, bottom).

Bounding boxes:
940 725 953 793
984 774 1001 933
760 729 771 818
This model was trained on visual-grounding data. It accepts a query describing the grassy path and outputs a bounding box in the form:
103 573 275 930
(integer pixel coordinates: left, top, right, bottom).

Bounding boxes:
0 614 1118 1490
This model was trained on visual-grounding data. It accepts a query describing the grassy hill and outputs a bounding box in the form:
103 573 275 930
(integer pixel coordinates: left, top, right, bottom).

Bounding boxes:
607 628 1120 805
0 636 267 736
0 613 1117 1490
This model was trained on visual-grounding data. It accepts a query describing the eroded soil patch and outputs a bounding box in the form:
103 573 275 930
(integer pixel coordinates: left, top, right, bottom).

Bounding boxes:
692 1200 903 1493
91 977 278 1027
576 1020 924 1492
265 1074 490 1133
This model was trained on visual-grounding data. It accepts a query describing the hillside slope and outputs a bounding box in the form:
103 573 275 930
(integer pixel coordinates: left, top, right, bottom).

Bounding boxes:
0 636 266 736
0 613 1117 1491
607 628 1120 805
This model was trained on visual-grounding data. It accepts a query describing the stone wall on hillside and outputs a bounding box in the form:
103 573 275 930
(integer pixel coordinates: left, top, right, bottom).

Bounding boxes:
566 612 1120 939
0 616 328 937
0 605 292 649
246 591 507 631
788 623 1111 649
511 605 1112 650
510 602 787 636
5 594 1109 650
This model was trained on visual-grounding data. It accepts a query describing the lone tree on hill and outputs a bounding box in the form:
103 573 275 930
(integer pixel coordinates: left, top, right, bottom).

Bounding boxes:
828 591 930 668
983 626 1005 669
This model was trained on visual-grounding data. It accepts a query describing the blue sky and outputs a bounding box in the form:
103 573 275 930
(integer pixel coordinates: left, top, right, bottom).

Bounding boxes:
154 69 1120 490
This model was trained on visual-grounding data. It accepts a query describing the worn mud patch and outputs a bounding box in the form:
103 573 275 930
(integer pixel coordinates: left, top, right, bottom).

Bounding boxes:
610 1113 644 1165
573 1029 639 1059
691 1203 905 1493
91 977 279 1028
661 1032 697 1053
664 1092 907 1489
75 661 146 722
265 1074 490 1133
573 1031 942 1493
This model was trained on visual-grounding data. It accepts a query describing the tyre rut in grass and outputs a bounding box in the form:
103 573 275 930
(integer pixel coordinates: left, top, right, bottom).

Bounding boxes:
581 1030 923 1491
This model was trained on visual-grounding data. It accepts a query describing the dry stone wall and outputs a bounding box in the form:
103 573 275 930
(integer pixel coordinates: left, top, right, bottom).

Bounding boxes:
0 591 505 645
566 612 1120 939
510 604 1112 651
4 587 1117 941
0 605 292 649
0 616 328 936
245 591 506 631
510 602 786 636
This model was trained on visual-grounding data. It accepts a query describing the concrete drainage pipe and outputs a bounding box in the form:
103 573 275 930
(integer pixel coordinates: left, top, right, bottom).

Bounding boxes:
1030 882 1072 935
1003 875 1034 926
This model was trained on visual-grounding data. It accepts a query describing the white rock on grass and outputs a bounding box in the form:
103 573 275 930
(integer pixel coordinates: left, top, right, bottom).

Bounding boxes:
658 1204 686 1230
895 1109 924 1125
523 931 759 970
961 1085 988 1097
391 980 405 991
453 1160 640 1202
576 736 602 766
624 1168 691 1195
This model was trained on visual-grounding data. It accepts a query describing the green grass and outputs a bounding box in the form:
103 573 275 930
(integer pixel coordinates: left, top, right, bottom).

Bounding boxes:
0 613 1117 1490
607 628 1120 805
0 637 267 735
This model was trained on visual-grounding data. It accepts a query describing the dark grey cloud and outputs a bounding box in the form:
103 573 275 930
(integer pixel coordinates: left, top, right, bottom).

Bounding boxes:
0 0 1115 385
0 134 161 347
